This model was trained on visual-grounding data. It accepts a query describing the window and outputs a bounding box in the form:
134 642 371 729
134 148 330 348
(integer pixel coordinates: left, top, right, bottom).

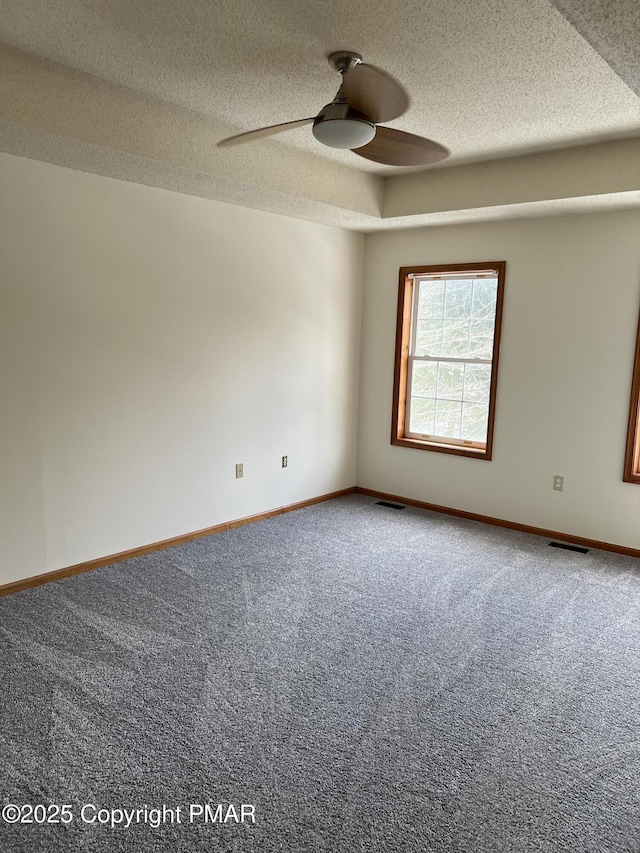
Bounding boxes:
624 307 640 484
391 261 506 459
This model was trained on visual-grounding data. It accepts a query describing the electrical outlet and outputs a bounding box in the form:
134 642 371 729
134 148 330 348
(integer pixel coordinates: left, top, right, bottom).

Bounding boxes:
553 475 563 491
236 463 244 479
282 455 288 468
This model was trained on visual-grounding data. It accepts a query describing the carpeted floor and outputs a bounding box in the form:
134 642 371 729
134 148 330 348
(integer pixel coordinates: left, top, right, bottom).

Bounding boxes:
1 494 640 852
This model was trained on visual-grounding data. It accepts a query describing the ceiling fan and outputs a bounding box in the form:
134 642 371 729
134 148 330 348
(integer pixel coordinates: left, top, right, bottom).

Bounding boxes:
217 51 449 167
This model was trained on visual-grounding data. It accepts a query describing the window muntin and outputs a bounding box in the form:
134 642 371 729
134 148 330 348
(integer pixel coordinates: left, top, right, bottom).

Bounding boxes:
623 308 640 484
391 262 505 459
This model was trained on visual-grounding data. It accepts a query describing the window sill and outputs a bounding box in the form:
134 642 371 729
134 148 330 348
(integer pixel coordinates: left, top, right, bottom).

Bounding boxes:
391 435 492 459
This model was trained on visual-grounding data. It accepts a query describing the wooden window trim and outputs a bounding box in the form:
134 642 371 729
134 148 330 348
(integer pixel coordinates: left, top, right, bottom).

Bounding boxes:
391 261 506 460
623 307 640 484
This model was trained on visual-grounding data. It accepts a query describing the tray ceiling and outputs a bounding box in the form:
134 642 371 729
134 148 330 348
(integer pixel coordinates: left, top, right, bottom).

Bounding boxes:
1 0 640 229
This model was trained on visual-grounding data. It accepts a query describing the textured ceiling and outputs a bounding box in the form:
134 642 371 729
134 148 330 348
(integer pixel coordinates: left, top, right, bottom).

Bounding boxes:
551 0 640 97
1 0 640 228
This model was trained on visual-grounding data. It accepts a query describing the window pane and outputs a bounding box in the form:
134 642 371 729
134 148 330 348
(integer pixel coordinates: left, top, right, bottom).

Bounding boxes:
418 280 444 319
441 319 469 357
471 279 497 319
444 280 472 319
461 403 488 442
415 319 443 356
411 361 437 397
410 398 435 434
435 400 462 438
463 363 491 403
468 318 495 359
436 362 464 401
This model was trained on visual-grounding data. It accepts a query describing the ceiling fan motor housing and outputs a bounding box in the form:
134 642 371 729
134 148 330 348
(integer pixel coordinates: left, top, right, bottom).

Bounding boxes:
312 102 376 149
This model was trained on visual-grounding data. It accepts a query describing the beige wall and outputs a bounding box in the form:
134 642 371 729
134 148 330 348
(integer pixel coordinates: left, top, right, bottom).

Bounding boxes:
0 153 364 585
3 152 640 589
358 211 640 549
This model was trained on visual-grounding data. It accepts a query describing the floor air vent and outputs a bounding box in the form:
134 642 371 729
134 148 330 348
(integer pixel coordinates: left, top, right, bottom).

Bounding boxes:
376 501 406 510
549 541 589 554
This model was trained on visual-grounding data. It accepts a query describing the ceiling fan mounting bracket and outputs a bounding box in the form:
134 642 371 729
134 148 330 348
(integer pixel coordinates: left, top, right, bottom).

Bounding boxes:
327 51 363 75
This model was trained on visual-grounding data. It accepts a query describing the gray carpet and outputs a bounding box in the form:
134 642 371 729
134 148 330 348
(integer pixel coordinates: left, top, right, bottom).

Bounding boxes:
1 493 640 852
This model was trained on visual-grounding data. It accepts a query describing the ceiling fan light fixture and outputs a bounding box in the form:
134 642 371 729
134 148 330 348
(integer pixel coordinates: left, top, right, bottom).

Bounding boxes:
312 115 376 149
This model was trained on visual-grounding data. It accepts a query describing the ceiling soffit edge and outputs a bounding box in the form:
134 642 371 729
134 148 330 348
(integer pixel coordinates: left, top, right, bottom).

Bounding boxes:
382 136 640 218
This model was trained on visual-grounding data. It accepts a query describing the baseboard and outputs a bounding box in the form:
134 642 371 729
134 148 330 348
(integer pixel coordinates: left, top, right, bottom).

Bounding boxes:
5 483 635 598
0 486 356 598
355 487 640 560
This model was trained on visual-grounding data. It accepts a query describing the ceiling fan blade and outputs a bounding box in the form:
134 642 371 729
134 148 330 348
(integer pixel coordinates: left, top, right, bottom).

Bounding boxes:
217 118 315 148
342 64 409 124
353 126 449 167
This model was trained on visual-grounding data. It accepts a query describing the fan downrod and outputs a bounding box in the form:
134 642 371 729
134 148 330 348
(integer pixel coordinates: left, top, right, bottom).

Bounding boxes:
327 51 363 75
